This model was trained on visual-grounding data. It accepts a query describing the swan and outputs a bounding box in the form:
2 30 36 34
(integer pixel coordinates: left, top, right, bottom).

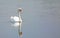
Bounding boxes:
10 16 22 27
10 16 22 23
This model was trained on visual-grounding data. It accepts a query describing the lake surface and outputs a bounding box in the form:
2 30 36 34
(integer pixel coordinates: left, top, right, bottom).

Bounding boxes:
0 0 60 38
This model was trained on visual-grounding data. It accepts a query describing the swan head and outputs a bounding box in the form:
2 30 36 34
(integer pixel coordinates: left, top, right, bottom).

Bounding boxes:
18 8 23 13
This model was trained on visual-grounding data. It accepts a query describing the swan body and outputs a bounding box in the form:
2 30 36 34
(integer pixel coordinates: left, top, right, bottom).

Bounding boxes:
10 16 22 27
10 16 22 23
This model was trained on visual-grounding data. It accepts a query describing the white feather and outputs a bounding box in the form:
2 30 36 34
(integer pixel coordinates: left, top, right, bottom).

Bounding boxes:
10 16 22 27
10 16 22 23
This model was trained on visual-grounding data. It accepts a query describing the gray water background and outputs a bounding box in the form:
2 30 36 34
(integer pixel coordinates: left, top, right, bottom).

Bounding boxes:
0 0 60 38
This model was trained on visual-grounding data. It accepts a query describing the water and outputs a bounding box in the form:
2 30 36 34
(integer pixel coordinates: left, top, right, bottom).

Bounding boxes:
0 0 60 38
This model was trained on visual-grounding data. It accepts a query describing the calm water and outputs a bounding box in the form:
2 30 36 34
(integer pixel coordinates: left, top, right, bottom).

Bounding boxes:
0 0 60 38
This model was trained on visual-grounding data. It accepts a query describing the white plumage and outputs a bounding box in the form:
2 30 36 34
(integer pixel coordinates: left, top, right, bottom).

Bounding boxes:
11 16 19 21
10 16 22 23
10 16 22 27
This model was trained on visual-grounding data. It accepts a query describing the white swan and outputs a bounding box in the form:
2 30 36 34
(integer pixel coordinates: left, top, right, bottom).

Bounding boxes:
10 16 22 27
10 16 22 22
